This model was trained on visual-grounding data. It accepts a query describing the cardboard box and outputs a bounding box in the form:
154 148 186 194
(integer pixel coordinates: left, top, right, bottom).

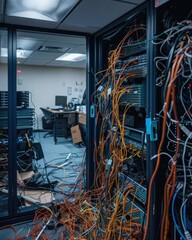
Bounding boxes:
71 125 82 144
78 113 86 125
17 189 55 205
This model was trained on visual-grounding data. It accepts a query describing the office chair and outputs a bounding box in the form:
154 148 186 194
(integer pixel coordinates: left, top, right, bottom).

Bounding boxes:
40 107 54 138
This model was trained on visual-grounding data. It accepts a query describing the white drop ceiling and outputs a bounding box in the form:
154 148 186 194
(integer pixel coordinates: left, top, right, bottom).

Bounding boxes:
0 0 146 68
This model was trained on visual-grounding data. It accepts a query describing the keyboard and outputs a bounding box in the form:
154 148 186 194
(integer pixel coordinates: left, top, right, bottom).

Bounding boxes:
51 108 72 112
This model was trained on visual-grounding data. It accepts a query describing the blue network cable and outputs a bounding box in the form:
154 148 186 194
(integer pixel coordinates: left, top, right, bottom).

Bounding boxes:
171 185 186 240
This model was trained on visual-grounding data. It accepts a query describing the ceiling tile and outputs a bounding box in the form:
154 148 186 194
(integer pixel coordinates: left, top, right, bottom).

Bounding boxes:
57 24 100 34
68 45 86 54
23 59 49 65
0 0 146 67
17 38 43 51
47 35 86 45
29 51 63 60
58 0 136 33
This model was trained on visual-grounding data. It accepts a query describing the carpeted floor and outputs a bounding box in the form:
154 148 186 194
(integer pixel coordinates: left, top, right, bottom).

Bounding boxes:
31 131 86 201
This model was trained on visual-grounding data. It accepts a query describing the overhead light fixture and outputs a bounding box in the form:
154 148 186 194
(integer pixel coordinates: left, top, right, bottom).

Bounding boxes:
1 48 32 58
56 53 86 62
6 0 80 22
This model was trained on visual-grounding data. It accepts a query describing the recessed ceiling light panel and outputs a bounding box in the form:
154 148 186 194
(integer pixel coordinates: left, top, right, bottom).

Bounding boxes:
56 53 86 62
6 0 80 22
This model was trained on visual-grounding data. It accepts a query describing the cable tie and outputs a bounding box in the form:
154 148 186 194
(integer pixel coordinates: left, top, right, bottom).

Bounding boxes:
167 114 179 124
172 161 177 165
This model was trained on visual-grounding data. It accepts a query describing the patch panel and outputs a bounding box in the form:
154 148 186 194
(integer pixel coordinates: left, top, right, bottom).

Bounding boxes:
119 173 147 205
124 194 146 225
118 83 146 108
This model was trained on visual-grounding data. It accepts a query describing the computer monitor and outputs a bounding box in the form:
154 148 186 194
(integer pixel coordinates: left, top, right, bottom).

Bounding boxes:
55 96 67 108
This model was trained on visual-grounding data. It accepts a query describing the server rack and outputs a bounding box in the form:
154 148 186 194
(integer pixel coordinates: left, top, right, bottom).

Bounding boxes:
92 1 158 239
91 0 192 239
154 1 192 239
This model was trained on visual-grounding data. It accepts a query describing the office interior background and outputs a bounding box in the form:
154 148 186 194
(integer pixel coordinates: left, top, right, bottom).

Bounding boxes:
0 0 192 239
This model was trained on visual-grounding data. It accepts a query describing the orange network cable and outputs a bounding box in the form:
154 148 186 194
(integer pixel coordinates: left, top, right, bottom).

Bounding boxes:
143 39 186 240
160 44 190 240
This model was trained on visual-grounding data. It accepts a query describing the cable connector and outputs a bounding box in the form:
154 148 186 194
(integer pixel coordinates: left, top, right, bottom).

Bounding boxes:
97 85 103 92
176 182 183 190
185 231 192 240
106 158 112 170
179 124 192 139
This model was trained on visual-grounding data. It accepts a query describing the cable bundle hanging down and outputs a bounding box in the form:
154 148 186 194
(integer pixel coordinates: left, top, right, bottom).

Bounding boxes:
144 19 192 240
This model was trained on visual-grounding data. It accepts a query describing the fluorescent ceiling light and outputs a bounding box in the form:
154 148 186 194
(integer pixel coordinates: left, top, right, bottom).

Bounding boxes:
1 48 32 58
21 0 60 12
6 0 80 22
56 53 86 62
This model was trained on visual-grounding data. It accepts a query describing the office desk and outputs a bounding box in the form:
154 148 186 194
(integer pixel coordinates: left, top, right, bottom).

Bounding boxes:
41 108 76 144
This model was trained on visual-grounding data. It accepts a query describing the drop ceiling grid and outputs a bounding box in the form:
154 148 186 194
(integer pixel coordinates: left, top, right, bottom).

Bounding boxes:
28 51 63 60
67 45 86 54
23 59 52 65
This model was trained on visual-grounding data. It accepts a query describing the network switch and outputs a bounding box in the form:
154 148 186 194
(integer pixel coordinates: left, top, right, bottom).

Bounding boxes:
0 91 29 108
120 42 146 58
118 84 146 108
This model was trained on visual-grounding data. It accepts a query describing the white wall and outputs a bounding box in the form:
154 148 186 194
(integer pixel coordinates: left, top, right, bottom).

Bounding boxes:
0 64 86 129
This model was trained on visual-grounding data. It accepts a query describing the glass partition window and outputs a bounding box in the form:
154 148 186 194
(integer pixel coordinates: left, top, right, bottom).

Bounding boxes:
16 30 86 213
0 29 8 217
